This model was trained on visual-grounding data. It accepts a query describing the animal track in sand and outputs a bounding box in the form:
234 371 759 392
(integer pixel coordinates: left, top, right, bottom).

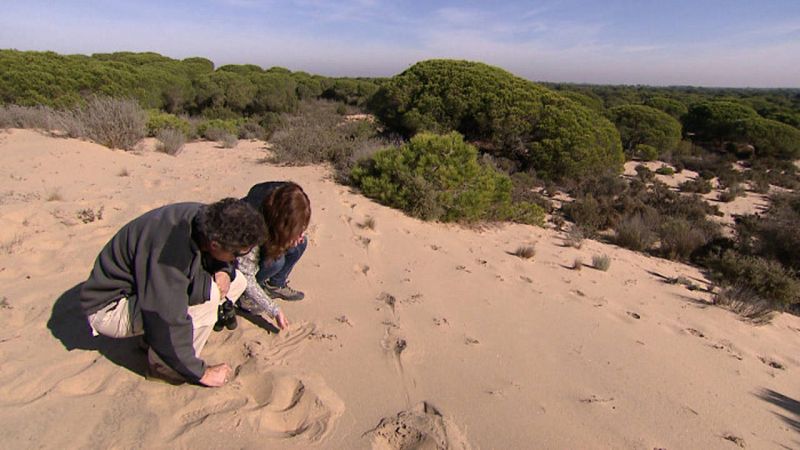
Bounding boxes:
580 395 617 410
685 328 706 338
710 340 744 361
174 362 344 444
354 264 370 276
366 401 471 450
758 356 786 370
377 292 397 315
248 322 317 364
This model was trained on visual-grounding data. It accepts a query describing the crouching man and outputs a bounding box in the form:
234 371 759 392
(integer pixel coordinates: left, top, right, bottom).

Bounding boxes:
79 198 266 387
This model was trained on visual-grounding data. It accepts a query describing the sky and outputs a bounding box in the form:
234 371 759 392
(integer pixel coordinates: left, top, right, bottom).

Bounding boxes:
1 0 799 87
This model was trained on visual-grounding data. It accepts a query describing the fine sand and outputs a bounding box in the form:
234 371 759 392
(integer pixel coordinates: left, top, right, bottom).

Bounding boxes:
0 129 798 449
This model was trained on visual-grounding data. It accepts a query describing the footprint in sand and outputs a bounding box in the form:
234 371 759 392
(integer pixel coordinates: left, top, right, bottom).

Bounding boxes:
366 401 471 450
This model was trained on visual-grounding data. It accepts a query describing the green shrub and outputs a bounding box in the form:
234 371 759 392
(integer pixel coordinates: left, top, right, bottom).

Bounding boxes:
683 100 759 143
610 104 682 158
679 178 713 194
718 183 745 202
659 218 708 260
634 144 659 161
146 110 190 137
643 96 688 120
196 118 240 140
736 192 800 272
635 164 655 182
709 250 800 308
370 59 623 180
562 194 613 237
655 166 675 176
351 132 543 225
736 117 800 160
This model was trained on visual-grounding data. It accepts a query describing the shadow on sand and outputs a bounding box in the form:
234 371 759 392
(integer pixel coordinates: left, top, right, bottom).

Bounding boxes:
757 388 800 435
46 283 147 377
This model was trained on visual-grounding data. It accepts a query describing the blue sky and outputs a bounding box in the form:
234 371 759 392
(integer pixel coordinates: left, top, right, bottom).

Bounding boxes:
1 0 798 87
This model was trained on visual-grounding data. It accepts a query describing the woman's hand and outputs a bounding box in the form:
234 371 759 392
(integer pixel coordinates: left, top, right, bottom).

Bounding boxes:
275 309 289 329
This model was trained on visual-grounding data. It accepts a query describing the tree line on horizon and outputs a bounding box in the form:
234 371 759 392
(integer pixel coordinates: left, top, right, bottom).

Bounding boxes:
2 49 800 314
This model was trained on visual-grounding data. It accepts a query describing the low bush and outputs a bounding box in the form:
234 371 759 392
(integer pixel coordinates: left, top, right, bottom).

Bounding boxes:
655 166 675 176
614 214 657 251
714 284 775 324
513 245 536 259
718 183 745 202
155 128 185 155
634 144 659 161
270 99 397 180
196 118 239 140
72 96 146 150
679 178 713 194
351 132 544 225
219 133 238 148
735 192 800 272
562 194 614 237
593 254 611 271
146 110 190 137
659 218 708 260
709 250 800 308
635 164 655 182
238 120 266 140
564 226 585 248
0 104 57 129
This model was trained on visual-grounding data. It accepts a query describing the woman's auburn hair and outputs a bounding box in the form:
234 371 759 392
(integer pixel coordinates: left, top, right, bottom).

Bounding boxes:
261 182 311 260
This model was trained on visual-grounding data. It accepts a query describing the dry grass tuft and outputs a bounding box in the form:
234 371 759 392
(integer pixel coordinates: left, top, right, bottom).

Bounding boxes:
715 285 776 325
358 216 376 230
219 133 238 149
564 227 584 249
156 129 185 156
572 256 583 270
46 188 63 202
592 254 611 271
513 245 536 260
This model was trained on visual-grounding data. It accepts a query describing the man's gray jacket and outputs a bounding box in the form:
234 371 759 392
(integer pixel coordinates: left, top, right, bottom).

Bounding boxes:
80 202 233 382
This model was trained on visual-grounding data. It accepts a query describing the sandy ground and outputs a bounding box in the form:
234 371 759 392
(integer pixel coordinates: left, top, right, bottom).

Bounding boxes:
0 129 798 449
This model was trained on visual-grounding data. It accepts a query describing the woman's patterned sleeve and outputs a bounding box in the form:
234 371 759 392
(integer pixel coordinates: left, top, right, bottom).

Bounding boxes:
236 247 280 318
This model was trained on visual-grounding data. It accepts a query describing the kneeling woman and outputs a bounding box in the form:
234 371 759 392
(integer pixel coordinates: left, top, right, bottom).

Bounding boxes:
233 181 311 330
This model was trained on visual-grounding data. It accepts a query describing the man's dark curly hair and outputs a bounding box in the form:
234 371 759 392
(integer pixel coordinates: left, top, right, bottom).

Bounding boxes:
197 198 267 250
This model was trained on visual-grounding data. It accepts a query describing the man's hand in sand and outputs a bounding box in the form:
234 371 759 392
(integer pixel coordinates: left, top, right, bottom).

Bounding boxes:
275 310 289 330
214 271 231 299
199 363 232 387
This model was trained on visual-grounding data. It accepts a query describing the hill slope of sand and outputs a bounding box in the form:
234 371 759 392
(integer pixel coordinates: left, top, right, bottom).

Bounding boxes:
0 129 798 449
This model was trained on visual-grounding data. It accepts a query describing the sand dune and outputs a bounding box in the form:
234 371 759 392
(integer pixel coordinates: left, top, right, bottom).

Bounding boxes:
0 129 798 449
